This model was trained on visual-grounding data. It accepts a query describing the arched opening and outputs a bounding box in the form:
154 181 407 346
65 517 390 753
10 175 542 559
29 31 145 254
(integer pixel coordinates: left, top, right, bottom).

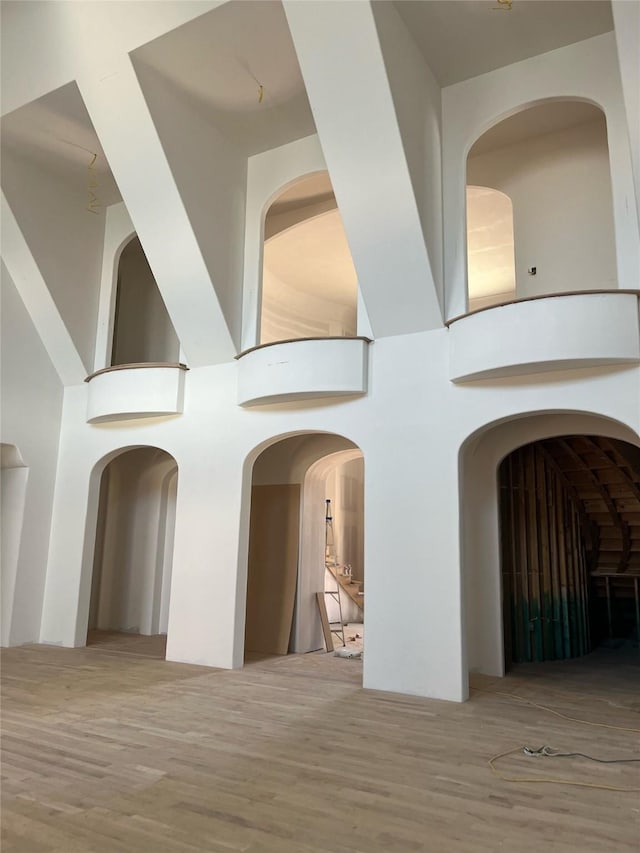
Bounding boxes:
260 173 358 344
243 433 364 668
0 444 28 647
466 100 616 310
500 436 640 667
111 236 180 365
461 413 640 690
87 447 178 658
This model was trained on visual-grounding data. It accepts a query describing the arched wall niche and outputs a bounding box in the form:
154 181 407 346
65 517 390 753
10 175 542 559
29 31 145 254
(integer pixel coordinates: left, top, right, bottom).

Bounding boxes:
79 444 179 650
459 410 640 683
0 443 29 646
236 430 364 666
111 235 180 366
259 172 358 346
464 98 616 311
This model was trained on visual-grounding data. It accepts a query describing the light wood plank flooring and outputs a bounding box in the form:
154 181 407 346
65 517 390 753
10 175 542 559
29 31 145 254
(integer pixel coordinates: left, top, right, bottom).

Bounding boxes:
2 640 639 852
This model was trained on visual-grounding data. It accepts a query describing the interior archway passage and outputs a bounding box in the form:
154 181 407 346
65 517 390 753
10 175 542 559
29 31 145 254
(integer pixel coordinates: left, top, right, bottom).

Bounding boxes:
500 435 640 665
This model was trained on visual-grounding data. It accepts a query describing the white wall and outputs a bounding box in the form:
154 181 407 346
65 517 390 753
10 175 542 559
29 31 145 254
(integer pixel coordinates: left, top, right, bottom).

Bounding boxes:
467 119 617 297
112 238 179 365
89 448 177 636
0 265 64 645
612 0 640 226
132 60 247 350
443 33 640 317
1 148 105 372
27 321 640 703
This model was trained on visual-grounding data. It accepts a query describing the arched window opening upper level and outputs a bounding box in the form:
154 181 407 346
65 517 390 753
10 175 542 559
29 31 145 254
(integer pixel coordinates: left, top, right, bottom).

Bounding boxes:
465 100 616 312
111 236 180 366
260 173 358 345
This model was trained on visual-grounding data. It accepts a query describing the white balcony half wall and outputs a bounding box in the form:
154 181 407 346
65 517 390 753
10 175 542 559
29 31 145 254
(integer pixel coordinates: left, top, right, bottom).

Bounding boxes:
86 363 188 423
237 337 370 407
449 292 640 382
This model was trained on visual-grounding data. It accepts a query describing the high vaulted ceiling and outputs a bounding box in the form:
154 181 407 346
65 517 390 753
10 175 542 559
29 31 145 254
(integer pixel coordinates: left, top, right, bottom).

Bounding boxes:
394 0 613 86
131 0 316 156
1 82 121 205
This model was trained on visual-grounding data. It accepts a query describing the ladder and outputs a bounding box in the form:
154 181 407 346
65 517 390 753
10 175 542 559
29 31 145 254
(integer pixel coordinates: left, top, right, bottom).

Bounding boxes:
317 499 345 650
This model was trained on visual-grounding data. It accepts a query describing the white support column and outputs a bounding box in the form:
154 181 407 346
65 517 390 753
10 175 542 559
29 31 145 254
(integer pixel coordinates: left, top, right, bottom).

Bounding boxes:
284 0 443 339
78 57 236 368
363 437 466 702
165 455 246 669
1 193 87 385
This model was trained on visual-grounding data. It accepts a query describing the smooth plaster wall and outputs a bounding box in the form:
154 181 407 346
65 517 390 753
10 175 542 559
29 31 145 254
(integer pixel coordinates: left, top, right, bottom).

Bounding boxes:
467 119 617 297
1 148 105 372
112 237 179 365
36 312 640 702
612 0 640 226
1 265 63 645
443 33 640 317
132 60 247 350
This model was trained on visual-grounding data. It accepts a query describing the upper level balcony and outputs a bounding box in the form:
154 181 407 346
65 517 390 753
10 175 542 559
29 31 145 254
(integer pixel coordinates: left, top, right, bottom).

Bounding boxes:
236 336 370 407
85 363 188 423
448 290 640 382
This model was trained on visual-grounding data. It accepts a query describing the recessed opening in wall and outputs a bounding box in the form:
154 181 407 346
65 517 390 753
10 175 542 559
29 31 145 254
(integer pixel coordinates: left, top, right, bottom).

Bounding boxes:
244 434 364 671
466 100 616 311
87 447 178 659
260 173 358 344
111 236 180 366
499 436 640 671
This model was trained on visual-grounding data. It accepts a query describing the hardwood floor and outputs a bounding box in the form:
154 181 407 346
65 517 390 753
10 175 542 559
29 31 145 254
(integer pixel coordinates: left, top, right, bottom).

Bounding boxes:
2 640 639 852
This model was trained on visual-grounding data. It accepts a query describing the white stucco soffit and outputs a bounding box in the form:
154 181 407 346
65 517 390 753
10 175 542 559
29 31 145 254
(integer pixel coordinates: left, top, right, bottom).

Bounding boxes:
1 193 87 386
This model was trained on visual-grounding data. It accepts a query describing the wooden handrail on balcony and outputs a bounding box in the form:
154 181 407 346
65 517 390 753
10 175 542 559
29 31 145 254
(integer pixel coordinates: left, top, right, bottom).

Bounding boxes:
85 362 189 382
445 289 640 328
235 335 372 360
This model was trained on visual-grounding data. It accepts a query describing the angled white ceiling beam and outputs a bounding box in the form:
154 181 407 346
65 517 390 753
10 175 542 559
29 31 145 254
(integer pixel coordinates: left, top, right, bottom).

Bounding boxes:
1 193 86 385
78 56 236 367
284 0 443 337
612 1 640 228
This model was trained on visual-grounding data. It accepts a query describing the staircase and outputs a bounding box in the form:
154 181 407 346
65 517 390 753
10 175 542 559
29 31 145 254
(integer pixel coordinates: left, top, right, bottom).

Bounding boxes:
326 564 364 612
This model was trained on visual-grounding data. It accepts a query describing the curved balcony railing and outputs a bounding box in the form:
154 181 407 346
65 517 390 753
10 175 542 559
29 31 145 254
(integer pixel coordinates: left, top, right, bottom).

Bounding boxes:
85 362 188 423
236 336 371 406
447 290 640 382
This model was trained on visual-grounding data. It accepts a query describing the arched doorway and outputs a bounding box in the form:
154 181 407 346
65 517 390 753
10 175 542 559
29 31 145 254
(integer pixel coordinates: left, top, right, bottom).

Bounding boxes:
87 447 178 657
461 413 640 684
260 173 358 344
500 436 640 667
111 236 179 365
466 100 615 309
243 434 364 665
